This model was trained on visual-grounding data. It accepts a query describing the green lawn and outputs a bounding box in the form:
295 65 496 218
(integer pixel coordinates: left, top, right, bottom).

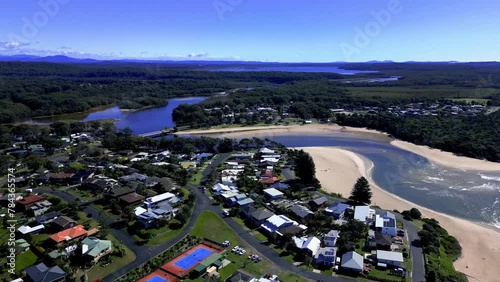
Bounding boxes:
146 227 184 246
254 231 268 242
87 234 136 282
67 188 97 202
15 250 38 272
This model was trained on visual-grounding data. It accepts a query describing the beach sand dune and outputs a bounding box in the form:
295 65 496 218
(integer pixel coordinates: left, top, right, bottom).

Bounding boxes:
301 146 500 282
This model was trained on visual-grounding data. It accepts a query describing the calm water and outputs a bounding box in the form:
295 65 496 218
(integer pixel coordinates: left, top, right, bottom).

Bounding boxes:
203 132 500 228
210 66 378 75
31 97 207 134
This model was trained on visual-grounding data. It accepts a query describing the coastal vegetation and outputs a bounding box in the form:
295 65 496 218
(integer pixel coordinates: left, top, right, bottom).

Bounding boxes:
349 176 372 205
417 218 467 282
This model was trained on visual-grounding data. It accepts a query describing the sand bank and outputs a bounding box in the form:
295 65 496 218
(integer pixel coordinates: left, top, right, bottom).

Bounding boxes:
392 140 500 171
300 146 500 282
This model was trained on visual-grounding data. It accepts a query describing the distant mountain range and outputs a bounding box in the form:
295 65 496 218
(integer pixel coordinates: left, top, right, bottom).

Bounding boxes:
0 54 496 65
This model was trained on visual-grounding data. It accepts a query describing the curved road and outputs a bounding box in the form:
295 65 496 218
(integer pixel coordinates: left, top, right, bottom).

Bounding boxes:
36 152 424 282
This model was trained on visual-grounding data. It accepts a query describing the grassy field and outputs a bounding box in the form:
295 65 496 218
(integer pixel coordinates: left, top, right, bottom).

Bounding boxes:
189 211 310 282
451 98 490 105
67 188 96 202
15 250 39 272
87 234 136 282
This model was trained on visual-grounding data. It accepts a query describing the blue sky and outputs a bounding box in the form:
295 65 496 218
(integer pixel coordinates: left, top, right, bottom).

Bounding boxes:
0 0 499 62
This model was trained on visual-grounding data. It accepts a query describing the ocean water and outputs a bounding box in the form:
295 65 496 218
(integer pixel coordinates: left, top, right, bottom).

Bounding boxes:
239 133 500 228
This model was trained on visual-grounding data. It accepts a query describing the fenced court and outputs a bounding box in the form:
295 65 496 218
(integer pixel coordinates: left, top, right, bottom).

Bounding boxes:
137 269 180 282
161 243 222 277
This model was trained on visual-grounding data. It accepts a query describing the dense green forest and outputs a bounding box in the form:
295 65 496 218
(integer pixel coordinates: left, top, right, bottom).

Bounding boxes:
2 61 500 161
0 62 344 123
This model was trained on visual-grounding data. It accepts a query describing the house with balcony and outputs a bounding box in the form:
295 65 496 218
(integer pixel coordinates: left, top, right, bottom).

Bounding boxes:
81 237 113 266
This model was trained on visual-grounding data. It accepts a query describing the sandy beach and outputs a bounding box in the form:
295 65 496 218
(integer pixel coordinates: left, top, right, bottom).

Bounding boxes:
392 140 500 171
180 124 500 281
178 124 500 171
301 146 500 282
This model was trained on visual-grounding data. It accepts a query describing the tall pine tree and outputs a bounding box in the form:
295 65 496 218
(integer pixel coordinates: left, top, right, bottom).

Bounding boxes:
349 177 372 204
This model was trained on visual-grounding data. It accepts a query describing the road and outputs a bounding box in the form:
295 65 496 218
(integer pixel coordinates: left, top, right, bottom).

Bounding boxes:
314 192 425 282
35 152 424 282
34 153 232 282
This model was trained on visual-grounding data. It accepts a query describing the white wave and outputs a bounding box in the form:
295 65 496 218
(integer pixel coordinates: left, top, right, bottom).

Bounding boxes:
427 177 445 182
466 183 500 191
411 187 430 191
479 174 500 182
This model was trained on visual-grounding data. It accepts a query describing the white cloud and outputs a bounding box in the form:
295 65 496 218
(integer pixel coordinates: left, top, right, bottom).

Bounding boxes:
188 52 208 58
0 41 30 50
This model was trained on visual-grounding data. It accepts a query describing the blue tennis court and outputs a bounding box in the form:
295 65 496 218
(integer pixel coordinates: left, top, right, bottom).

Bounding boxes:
146 276 168 282
173 247 214 270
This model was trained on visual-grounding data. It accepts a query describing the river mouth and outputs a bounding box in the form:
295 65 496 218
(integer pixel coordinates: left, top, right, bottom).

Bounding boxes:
191 131 500 228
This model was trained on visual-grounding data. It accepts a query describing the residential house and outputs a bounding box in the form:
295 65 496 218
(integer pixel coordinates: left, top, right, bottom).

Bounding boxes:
104 186 135 201
15 239 31 253
49 225 88 244
376 250 404 267
136 204 175 229
81 237 113 265
51 216 77 232
35 211 61 225
143 192 176 209
25 263 66 282
367 233 393 251
82 178 112 190
324 202 351 219
295 236 321 257
212 183 236 195
323 230 340 247
260 215 307 237
237 197 255 207
259 148 275 154
270 182 290 190
48 173 75 184
16 194 45 211
18 224 45 236
227 193 247 206
290 205 314 222
259 177 279 185
119 172 148 183
71 170 95 184
145 177 161 187
119 192 145 207
309 197 328 211
240 205 257 219
375 211 397 236
340 251 364 273
315 247 337 267
354 206 375 223
29 200 53 216
0 193 23 207
48 249 69 261
226 269 255 282
250 208 274 227
263 188 284 200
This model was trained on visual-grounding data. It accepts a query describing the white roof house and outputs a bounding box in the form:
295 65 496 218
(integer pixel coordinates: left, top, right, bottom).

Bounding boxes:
261 215 298 233
341 251 364 272
18 225 44 235
144 192 176 208
263 188 284 198
302 237 321 256
376 250 404 263
259 148 275 154
354 206 375 222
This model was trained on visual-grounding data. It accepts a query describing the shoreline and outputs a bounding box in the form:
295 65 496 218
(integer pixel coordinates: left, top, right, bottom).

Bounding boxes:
299 146 500 282
176 123 500 171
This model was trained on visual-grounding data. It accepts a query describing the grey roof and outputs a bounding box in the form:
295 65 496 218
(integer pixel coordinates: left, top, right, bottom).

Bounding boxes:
35 211 61 224
251 208 274 221
225 269 255 282
311 196 328 206
376 250 404 262
325 229 340 238
52 216 76 228
374 233 393 246
290 205 314 219
341 251 364 271
25 263 66 282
